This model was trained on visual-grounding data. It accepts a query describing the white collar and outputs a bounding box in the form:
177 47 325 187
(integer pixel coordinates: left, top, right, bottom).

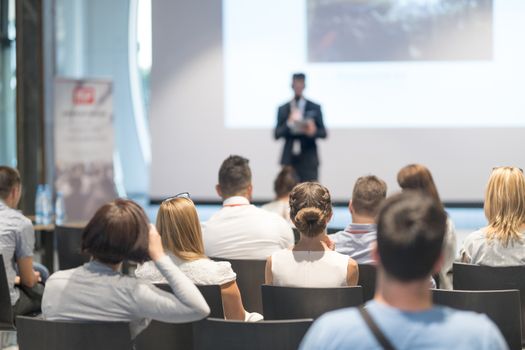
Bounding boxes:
223 196 250 207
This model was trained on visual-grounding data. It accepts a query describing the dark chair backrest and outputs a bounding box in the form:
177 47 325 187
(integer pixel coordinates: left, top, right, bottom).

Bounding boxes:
433 289 522 350
155 283 224 318
16 316 132 350
193 317 313 350
358 264 376 302
56 225 90 270
453 262 525 344
134 321 193 350
136 284 222 349
210 258 266 314
262 285 363 320
0 255 15 330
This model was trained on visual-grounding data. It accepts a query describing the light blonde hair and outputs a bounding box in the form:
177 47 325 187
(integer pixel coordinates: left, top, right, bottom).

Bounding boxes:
156 197 206 261
484 166 525 246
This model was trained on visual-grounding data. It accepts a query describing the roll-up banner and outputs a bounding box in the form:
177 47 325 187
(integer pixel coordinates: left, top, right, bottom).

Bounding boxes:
54 78 118 223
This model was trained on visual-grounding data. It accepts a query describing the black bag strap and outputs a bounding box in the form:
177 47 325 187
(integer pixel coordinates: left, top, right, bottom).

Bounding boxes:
358 306 396 350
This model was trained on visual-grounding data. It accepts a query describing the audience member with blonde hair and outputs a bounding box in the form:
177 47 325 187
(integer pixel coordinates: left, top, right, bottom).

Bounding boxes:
261 166 299 225
136 195 262 321
397 164 457 289
461 166 525 265
265 182 359 287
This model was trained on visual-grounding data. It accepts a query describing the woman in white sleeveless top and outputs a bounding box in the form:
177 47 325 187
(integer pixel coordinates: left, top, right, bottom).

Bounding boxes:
265 182 359 287
136 195 262 321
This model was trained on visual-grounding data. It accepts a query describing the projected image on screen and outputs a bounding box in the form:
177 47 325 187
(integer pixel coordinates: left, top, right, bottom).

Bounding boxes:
307 0 493 62
223 0 525 128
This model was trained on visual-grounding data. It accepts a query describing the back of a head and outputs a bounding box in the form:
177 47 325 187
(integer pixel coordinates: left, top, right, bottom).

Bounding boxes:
274 166 299 199
156 197 205 261
484 166 525 246
82 199 150 265
289 182 332 237
351 175 387 217
397 164 442 206
218 155 252 198
377 191 447 282
0 166 20 200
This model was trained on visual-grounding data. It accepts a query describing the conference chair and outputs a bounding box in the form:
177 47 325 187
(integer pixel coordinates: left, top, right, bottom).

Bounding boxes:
453 262 525 344
357 264 377 302
16 316 132 350
193 318 313 350
56 225 90 270
433 289 522 350
134 284 223 350
262 285 363 320
154 283 224 318
210 258 266 313
0 256 15 330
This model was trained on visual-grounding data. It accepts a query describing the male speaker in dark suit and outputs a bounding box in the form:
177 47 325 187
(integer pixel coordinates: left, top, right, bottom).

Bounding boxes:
274 73 327 182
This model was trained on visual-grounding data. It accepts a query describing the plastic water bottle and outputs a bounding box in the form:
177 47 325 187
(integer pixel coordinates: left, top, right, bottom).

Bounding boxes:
41 185 53 226
35 185 44 225
55 191 66 225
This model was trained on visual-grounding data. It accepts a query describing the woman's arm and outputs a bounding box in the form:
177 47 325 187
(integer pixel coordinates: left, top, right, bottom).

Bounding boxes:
220 281 245 320
133 225 210 323
265 256 273 285
346 258 359 286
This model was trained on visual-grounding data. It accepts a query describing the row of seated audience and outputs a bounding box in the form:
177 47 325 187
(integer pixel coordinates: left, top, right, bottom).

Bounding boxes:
0 159 524 349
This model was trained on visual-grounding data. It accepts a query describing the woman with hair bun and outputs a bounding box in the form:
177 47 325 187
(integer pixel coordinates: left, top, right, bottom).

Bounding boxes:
265 182 358 287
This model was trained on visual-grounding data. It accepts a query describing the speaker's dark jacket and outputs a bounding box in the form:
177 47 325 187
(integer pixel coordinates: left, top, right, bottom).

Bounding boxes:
274 99 327 166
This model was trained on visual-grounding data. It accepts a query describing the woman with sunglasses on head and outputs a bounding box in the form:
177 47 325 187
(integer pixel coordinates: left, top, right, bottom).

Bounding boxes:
42 199 210 338
397 164 458 289
265 182 359 287
136 194 262 321
461 166 525 266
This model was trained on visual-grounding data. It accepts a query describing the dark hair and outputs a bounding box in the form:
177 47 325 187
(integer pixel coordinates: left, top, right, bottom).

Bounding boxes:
352 175 387 217
82 199 150 265
218 155 252 198
377 191 447 282
289 182 332 237
274 166 299 198
0 166 21 200
397 164 443 210
292 73 306 81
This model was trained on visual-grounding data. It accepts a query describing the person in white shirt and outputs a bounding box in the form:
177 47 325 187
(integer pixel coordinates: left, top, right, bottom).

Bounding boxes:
461 166 525 266
261 166 299 225
397 164 457 289
202 155 294 260
135 195 262 321
266 182 359 287
330 175 387 264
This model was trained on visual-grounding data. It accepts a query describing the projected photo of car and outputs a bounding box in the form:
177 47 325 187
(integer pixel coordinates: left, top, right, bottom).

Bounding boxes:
307 0 493 62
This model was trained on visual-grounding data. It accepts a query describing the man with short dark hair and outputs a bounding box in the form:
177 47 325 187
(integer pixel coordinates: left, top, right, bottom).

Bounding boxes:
301 191 507 350
275 73 327 182
202 155 294 259
330 175 387 264
0 166 43 317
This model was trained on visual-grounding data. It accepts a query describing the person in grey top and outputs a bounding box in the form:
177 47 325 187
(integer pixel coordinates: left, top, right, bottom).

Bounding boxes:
42 199 210 338
461 166 525 266
330 175 387 264
0 166 43 316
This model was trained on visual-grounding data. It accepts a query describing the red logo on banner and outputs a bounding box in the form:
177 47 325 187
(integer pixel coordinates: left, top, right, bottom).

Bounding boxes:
73 86 95 105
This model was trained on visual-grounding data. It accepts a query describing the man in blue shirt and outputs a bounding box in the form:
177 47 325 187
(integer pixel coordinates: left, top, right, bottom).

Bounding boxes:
330 175 386 264
301 191 507 350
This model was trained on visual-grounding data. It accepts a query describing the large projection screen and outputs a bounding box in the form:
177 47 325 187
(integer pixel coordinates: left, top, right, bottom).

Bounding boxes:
149 0 525 203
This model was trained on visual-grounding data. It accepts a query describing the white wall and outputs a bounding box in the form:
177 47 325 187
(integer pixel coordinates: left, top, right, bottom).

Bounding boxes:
149 0 525 202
